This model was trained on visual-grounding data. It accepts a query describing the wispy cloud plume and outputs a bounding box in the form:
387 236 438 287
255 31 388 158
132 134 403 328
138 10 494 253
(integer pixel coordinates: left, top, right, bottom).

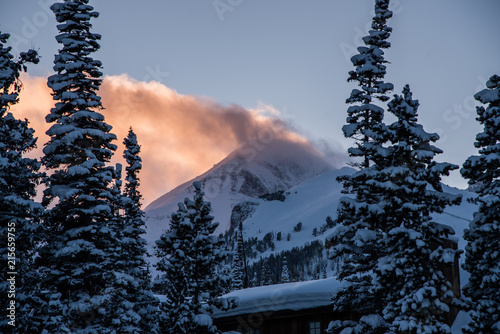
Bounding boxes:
14 74 341 206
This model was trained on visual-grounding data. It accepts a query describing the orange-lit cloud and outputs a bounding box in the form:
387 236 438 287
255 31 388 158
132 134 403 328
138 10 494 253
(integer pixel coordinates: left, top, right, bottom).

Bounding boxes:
13 74 329 206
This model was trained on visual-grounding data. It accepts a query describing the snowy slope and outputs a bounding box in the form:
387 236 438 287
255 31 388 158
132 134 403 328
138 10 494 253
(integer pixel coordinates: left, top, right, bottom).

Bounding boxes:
239 167 350 259
144 138 333 245
237 167 477 270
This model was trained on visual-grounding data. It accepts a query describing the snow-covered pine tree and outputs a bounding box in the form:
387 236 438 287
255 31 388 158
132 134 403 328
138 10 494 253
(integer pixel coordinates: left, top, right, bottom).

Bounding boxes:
280 256 290 283
155 182 235 334
37 1 118 332
122 129 157 295
217 264 234 296
329 171 392 333
0 31 44 333
461 74 500 333
105 128 159 333
262 258 273 286
230 228 245 291
155 201 196 334
343 0 394 168
375 85 462 333
329 1 394 332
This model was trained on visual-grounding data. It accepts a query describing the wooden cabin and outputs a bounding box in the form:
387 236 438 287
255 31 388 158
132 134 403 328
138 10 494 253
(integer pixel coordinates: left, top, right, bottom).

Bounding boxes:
213 278 348 334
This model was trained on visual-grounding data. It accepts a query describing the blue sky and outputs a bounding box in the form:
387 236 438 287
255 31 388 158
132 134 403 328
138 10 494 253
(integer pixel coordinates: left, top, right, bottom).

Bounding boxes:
1 0 499 189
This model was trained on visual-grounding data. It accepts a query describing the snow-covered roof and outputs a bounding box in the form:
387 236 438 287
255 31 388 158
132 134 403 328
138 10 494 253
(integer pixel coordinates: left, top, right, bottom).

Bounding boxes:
158 278 469 333
213 277 342 318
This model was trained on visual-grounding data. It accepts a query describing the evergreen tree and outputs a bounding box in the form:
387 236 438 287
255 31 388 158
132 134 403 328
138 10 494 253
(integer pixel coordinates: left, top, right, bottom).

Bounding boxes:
217 264 233 295
330 2 462 331
330 2 394 331
375 85 461 333
262 258 273 286
280 256 290 283
343 0 394 168
330 85 461 333
461 74 500 333
0 31 43 333
155 182 235 334
37 1 118 332
105 129 159 333
230 228 245 291
155 201 194 334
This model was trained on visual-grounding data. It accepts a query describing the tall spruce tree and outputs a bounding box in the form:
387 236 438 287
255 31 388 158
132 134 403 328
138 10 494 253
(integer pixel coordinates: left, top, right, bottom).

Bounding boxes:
329 1 394 332
37 1 118 332
343 0 394 168
0 31 44 333
330 85 462 333
105 128 159 333
461 75 500 333
155 200 195 334
375 85 461 333
231 228 245 291
155 182 235 334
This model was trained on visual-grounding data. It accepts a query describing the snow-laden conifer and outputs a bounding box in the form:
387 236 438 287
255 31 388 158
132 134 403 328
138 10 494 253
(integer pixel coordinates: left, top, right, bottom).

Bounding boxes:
280 256 290 283
329 159 392 333
375 85 462 333
330 2 394 331
330 84 462 333
231 228 245 291
155 182 236 334
343 0 394 168
37 1 118 332
461 75 500 333
0 31 44 333
105 129 159 333
262 258 273 286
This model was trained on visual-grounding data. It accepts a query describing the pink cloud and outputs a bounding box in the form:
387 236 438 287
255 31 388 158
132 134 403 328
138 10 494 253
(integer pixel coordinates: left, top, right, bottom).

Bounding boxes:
13 74 325 206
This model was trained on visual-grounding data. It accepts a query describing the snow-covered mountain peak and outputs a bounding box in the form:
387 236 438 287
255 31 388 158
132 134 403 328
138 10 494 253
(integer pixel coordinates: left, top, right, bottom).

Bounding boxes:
145 138 334 236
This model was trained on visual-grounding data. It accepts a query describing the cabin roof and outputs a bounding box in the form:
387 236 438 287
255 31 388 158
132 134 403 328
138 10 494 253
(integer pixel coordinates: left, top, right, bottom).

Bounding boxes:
213 277 342 318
